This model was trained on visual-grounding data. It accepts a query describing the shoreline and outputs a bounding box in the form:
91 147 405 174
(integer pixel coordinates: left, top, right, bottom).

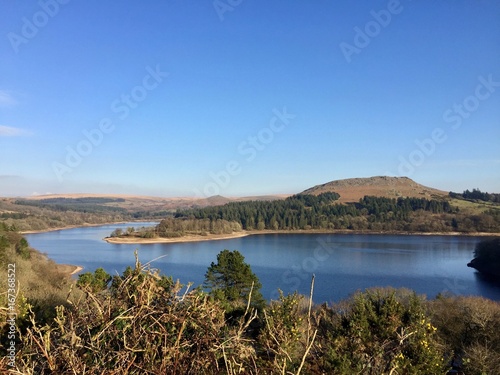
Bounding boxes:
104 231 252 244
70 265 84 275
20 220 160 235
103 229 500 244
20 221 500 242
50 262 84 277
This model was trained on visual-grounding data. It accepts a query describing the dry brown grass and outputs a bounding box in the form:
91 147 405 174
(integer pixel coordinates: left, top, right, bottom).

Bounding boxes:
13 258 263 374
0 240 78 328
302 176 447 203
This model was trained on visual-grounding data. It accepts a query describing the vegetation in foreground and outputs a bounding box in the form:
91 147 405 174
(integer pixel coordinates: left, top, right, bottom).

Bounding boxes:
1 235 500 374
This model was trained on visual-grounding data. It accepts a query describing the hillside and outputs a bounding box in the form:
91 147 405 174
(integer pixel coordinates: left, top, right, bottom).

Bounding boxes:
20 193 286 211
302 176 447 203
0 193 286 232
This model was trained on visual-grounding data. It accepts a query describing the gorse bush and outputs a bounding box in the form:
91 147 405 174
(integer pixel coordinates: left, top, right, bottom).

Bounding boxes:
17 259 232 374
259 290 315 373
76 267 112 293
313 288 445 374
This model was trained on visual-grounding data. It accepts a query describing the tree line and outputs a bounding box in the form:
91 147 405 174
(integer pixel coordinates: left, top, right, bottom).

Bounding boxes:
156 217 242 237
168 193 498 233
15 197 127 214
450 188 500 203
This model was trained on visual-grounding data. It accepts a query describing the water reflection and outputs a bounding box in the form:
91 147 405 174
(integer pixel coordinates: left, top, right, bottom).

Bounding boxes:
473 272 500 300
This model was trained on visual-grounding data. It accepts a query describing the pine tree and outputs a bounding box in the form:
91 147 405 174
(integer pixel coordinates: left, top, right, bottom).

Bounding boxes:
204 250 265 315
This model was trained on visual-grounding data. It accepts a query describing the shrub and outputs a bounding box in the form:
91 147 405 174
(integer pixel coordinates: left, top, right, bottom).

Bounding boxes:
313 288 445 374
76 267 112 293
259 291 314 373
429 295 500 375
17 259 259 374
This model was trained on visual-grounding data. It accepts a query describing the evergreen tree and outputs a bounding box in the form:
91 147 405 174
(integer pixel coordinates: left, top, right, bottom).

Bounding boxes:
204 250 265 315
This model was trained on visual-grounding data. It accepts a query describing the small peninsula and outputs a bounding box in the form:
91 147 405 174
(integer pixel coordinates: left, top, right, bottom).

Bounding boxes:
467 237 500 278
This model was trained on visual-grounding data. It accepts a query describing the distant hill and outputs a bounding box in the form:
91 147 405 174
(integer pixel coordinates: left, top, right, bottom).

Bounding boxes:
301 176 447 203
15 193 286 212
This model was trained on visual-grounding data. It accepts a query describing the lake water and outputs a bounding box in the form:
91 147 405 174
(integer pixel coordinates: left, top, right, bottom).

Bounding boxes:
24 222 500 303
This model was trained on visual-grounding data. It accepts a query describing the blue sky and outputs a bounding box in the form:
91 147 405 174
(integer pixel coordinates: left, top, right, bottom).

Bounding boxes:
1 0 499 197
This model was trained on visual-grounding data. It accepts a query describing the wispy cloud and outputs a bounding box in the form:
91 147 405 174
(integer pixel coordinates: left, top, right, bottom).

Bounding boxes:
0 125 33 137
0 90 17 107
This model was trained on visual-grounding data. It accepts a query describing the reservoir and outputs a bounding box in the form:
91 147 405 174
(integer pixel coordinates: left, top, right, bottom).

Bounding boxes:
25 222 500 303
